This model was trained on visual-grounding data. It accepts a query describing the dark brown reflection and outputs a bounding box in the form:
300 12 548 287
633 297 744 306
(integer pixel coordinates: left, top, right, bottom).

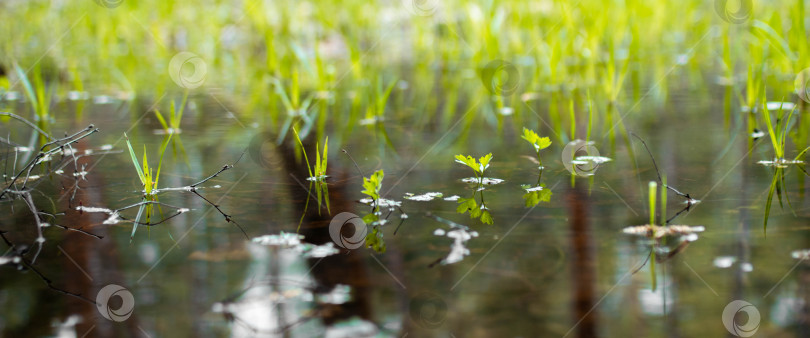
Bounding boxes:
60 139 142 337
275 134 374 325
569 184 598 338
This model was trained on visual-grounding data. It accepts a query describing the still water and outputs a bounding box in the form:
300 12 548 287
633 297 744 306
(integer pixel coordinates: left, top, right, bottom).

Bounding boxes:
1 91 809 338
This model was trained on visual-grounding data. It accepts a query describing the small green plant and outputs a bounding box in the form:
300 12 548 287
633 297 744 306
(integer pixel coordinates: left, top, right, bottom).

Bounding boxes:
292 127 330 231
360 169 385 252
521 128 552 167
761 101 793 161
272 75 316 145
124 133 171 241
293 127 328 181
152 95 191 168
758 100 810 234
154 93 188 134
455 153 494 225
361 169 384 220
520 128 553 207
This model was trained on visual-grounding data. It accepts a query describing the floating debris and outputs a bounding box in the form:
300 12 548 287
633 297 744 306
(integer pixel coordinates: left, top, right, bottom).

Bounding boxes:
305 175 329 181
358 197 402 208
758 159 804 168
713 256 753 271
741 262 753 272
404 192 444 201
0 256 21 266
713 256 736 268
751 129 766 140
251 232 339 258
461 177 504 185
791 249 810 260
574 155 613 164
741 101 795 113
443 195 461 201
437 227 478 265
622 224 705 239
522 185 544 192
431 219 479 266
302 242 340 258
252 232 304 248
317 284 351 305
67 91 90 101
153 128 182 135
75 206 122 224
92 95 113 105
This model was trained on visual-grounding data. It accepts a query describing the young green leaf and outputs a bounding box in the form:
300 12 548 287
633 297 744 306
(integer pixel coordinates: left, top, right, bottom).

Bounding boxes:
454 154 479 173
478 153 492 172
456 197 477 214
361 170 384 200
480 210 493 225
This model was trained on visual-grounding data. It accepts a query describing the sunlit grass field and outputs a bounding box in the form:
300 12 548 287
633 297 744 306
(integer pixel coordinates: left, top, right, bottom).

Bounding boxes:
1 0 807 154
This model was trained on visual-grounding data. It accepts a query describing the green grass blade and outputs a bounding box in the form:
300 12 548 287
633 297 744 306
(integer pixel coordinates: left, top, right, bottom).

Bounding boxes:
762 101 781 158
175 91 189 129
794 146 810 162
155 133 173 188
315 142 321 177
14 63 38 116
124 133 146 184
649 181 657 225
752 20 798 61
292 127 313 177
660 175 667 225
321 136 329 175
322 182 330 215
131 201 146 242
781 106 795 153
153 109 169 131
764 170 779 234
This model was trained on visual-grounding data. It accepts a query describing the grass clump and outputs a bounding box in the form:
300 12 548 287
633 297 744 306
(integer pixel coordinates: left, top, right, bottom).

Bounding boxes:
124 132 171 241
